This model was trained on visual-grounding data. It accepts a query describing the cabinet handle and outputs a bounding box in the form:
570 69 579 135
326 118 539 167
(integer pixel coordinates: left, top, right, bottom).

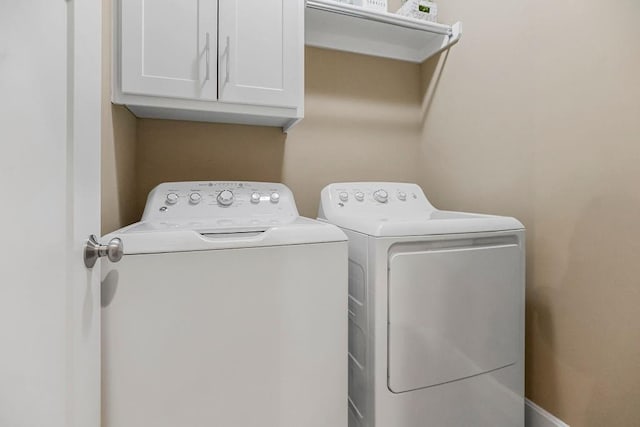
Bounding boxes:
205 32 211 81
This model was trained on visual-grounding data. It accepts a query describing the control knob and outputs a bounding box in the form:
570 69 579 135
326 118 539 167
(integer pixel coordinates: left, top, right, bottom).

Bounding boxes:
354 191 365 202
217 190 234 206
339 191 349 202
397 191 407 201
250 192 261 204
166 193 179 205
270 192 280 204
189 193 201 204
373 189 388 203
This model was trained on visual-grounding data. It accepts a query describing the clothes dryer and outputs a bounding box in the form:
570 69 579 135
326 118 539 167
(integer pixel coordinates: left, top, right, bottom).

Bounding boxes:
318 182 525 427
101 181 348 427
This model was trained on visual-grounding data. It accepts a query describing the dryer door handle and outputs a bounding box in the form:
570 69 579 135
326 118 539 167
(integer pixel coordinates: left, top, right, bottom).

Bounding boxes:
84 235 124 268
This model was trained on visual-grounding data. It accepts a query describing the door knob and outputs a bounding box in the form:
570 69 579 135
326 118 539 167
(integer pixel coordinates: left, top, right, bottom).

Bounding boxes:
84 235 124 268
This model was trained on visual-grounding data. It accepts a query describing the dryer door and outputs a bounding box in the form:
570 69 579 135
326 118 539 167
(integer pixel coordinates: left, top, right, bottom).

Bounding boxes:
387 243 521 393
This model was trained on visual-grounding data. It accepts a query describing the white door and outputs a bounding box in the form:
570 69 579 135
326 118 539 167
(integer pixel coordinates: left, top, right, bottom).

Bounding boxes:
120 0 218 100
218 0 303 108
0 1 102 427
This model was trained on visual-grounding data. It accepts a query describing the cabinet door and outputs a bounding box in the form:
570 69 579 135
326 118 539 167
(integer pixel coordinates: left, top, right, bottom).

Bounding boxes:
218 0 303 108
120 0 217 100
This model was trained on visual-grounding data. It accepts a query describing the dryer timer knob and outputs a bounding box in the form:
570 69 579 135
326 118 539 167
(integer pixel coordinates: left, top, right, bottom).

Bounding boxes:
217 190 234 206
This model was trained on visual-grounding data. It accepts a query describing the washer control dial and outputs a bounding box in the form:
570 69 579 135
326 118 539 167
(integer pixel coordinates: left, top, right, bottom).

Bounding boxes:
166 193 179 205
189 192 201 204
354 191 365 201
339 191 349 202
250 192 261 204
397 191 407 201
270 192 280 204
373 189 388 203
217 190 234 206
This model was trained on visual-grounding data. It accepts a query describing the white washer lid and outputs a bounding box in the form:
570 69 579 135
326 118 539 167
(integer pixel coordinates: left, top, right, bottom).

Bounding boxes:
104 217 346 255
318 182 524 237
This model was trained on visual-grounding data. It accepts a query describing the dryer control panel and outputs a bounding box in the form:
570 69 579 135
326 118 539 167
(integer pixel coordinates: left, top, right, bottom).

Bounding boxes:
319 182 436 217
141 182 299 228
318 182 523 237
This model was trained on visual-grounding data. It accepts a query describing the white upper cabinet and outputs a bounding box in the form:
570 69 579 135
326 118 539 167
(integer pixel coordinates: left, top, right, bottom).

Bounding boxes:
218 0 302 108
114 0 304 131
120 0 217 100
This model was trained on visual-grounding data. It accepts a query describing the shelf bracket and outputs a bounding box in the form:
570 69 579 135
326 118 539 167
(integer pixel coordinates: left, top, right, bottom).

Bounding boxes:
433 21 463 58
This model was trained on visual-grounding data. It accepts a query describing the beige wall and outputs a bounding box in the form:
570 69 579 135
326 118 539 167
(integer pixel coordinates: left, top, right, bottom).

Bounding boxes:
283 47 421 216
419 0 640 424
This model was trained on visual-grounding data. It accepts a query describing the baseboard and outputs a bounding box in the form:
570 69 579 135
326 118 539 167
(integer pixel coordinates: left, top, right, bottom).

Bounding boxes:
525 399 570 427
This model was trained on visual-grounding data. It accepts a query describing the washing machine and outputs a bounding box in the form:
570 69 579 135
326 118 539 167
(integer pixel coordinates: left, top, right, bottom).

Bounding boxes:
101 181 348 427
318 182 525 427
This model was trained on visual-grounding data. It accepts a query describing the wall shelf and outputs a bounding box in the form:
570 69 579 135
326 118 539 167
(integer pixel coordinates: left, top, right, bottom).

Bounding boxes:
305 0 462 63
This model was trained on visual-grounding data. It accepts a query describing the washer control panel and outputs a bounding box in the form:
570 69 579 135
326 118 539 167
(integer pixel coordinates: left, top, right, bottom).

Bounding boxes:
319 182 436 218
141 182 299 229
